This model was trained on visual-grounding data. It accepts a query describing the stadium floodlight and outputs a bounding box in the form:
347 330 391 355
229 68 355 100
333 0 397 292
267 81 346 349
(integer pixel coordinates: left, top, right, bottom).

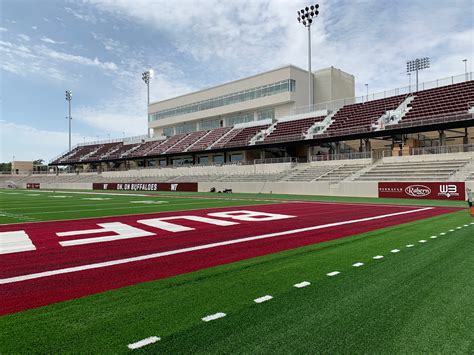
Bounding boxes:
65 90 72 151
406 57 430 92
365 83 369 102
297 4 320 107
142 70 153 105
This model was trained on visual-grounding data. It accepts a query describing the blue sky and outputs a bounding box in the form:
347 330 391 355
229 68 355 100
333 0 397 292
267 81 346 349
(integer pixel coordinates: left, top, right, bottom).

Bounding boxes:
1 0 473 162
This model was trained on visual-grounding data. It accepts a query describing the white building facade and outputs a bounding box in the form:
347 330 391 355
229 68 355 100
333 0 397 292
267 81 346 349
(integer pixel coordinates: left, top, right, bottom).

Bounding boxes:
148 65 354 137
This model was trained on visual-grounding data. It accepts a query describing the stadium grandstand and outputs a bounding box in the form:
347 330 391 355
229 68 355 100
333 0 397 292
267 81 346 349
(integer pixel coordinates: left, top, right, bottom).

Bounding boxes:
2 69 472 197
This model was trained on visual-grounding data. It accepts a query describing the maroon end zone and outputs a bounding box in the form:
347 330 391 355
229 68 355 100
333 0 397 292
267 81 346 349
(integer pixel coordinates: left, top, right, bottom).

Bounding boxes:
0 202 459 315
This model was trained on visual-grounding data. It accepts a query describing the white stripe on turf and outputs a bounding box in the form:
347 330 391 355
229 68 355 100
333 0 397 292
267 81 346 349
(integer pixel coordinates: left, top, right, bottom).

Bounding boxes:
202 313 226 322
390 249 400 253
254 295 273 303
373 255 384 259
0 206 434 284
418 240 427 243
294 281 311 288
352 262 364 267
127 336 160 350
406 244 414 247
327 271 340 276
430 236 437 239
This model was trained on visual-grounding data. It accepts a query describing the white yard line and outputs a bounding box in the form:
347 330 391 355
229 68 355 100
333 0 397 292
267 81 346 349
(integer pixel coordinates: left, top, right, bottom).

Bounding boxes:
254 295 273 303
0 207 434 284
327 271 340 277
352 262 364 267
127 336 160 350
294 281 311 288
202 313 226 322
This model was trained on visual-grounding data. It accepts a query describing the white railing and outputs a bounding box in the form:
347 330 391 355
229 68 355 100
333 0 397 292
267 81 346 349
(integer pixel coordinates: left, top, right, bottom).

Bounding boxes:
252 157 296 165
311 152 372 161
287 72 473 117
411 144 474 156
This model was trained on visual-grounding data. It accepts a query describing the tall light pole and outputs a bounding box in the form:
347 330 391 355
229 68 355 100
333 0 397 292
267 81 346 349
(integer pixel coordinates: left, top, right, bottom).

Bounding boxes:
462 59 468 81
65 90 72 151
406 57 430 92
407 72 411 92
365 83 369 102
142 69 154 138
297 4 319 108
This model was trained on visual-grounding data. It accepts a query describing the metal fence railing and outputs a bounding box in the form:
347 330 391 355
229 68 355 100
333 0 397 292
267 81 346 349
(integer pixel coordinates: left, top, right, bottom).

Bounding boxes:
411 143 474 156
310 152 372 162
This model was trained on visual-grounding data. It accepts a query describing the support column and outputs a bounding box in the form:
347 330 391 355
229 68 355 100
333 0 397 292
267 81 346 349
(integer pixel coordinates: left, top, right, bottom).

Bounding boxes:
439 130 446 146
364 139 371 153
307 146 312 162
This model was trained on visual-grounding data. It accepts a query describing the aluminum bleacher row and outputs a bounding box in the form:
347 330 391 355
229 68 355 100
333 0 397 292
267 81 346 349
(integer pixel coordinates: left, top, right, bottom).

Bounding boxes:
7 155 473 187
326 94 406 134
401 81 474 122
261 115 326 143
51 80 474 165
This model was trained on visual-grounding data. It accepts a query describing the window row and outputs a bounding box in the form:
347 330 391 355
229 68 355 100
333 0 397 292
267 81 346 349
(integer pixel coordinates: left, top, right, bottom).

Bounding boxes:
149 80 295 121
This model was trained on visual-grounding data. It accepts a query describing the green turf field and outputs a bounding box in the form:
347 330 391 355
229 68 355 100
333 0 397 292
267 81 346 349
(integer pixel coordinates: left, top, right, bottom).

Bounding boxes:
0 189 473 353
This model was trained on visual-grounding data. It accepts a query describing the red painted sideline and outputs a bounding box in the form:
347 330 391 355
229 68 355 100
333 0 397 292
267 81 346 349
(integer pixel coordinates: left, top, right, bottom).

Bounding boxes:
0 202 459 315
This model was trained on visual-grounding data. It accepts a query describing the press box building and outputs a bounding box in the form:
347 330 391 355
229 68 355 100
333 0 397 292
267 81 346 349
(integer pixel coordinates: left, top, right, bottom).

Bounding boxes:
148 65 355 138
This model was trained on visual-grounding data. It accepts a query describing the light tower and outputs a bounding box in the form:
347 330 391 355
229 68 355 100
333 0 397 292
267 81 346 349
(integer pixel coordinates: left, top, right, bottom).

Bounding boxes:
142 69 154 137
406 57 430 92
142 69 154 105
462 59 468 81
65 90 72 151
297 4 319 108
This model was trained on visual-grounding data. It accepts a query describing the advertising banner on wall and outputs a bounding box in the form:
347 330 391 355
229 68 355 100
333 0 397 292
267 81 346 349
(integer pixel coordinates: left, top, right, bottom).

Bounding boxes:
92 182 198 192
26 183 40 189
378 182 465 200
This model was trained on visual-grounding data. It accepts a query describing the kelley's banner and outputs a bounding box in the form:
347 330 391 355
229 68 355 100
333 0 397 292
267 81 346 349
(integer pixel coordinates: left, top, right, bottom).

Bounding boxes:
92 182 198 192
378 182 465 200
26 183 40 189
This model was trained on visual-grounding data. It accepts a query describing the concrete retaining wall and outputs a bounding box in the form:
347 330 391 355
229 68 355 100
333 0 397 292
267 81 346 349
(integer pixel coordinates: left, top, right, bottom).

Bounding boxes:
198 181 378 198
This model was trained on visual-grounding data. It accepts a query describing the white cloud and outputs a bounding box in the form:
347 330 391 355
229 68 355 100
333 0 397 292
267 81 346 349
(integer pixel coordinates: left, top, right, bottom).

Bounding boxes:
84 0 473 96
36 45 118 71
0 121 96 162
0 27 7 32
64 6 99 23
32 26 38 30
18 34 30 41
74 66 196 136
41 36 66 45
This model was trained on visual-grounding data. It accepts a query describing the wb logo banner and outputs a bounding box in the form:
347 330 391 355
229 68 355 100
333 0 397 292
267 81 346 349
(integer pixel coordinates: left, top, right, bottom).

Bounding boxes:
438 184 459 198
171 184 179 191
